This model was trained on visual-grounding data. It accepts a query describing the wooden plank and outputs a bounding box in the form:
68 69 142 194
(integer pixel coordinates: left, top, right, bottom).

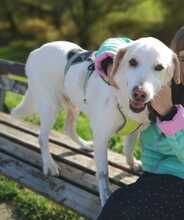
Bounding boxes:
0 59 25 76
0 112 140 176
0 122 137 187
0 125 136 219
0 136 100 194
0 151 101 219
0 112 138 219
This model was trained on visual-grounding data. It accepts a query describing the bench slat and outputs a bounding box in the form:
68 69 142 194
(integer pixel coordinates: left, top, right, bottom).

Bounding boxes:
0 59 25 76
0 151 100 219
0 112 139 175
0 121 137 188
0 112 138 219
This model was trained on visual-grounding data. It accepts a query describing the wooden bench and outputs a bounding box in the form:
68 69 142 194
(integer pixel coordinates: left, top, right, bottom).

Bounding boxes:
0 59 138 219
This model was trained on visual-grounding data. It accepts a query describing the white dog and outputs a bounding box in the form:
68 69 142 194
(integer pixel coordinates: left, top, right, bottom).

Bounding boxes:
12 37 180 205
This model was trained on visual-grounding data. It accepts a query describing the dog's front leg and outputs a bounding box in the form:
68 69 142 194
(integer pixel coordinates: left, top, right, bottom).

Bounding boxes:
92 112 118 206
93 134 110 206
123 127 142 171
89 95 123 206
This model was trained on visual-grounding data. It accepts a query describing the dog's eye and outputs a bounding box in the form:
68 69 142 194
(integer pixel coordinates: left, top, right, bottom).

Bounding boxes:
154 64 164 71
129 58 138 67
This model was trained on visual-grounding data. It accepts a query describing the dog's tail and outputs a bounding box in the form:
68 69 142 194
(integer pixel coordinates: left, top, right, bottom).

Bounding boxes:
11 88 36 118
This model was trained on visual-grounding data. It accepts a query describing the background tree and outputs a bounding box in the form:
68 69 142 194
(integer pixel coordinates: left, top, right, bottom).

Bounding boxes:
0 0 183 61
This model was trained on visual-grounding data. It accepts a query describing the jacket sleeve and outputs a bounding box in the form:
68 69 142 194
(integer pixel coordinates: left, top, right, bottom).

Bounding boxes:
156 105 184 163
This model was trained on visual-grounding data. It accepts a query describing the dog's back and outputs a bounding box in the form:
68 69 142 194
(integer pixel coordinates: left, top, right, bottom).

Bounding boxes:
12 41 83 118
26 41 82 84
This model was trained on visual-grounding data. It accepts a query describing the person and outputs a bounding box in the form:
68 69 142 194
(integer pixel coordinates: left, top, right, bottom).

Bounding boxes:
97 27 184 220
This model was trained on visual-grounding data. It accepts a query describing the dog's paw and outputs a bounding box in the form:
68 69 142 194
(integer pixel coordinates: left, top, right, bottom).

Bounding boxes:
80 140 94 152
98 172 111 206
126 156 142 172
130 158 142 172
101 190 111 207
43 158 61 176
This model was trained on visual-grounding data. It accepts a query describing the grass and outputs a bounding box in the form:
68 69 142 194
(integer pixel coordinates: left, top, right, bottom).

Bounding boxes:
0 176 85 220
0 41 33 63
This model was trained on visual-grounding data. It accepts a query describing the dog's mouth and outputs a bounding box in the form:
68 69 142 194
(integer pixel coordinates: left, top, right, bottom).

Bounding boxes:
129 100 147 113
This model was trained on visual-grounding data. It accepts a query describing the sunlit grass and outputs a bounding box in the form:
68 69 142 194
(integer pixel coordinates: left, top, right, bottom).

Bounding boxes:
0 176 85 220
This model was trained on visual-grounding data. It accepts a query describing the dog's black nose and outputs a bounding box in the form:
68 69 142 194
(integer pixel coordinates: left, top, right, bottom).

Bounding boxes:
132 86 147 102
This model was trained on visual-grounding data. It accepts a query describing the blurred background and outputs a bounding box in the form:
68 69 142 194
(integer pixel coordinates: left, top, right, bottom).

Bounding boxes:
0 0 184 62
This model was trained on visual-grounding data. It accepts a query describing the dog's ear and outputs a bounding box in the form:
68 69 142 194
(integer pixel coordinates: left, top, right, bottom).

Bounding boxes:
109 48 127 89
173 53 181 84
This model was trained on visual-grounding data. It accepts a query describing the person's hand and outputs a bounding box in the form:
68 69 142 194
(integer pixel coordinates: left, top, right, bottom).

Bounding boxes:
150 86 173 116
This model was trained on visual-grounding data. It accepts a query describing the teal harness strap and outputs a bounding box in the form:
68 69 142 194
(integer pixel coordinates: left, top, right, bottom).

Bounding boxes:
64 52 83 78
83 62 95 103
64 50 95 103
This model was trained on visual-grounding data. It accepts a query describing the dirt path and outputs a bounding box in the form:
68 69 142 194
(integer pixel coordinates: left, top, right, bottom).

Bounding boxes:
0 203 18 220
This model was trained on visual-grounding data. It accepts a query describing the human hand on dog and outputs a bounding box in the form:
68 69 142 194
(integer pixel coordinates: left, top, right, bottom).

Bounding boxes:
151 86 173 116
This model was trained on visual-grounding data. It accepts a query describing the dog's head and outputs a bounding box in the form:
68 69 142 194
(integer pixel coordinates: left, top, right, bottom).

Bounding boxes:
108 37 180 113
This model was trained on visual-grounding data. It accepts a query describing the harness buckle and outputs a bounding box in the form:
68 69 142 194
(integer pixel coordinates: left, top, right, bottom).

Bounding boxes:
88 63 95 71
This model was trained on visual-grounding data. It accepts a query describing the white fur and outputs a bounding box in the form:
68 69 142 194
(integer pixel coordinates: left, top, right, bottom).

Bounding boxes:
11 38 176 205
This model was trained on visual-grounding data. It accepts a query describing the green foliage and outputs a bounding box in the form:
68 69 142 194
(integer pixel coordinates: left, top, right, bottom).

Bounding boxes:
0 0 183 52
0 176 19 202
0 41 33 62
15 190 84 220
0 176 85 220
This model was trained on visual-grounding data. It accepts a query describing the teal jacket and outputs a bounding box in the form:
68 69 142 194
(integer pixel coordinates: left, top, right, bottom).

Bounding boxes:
141 105 184 179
